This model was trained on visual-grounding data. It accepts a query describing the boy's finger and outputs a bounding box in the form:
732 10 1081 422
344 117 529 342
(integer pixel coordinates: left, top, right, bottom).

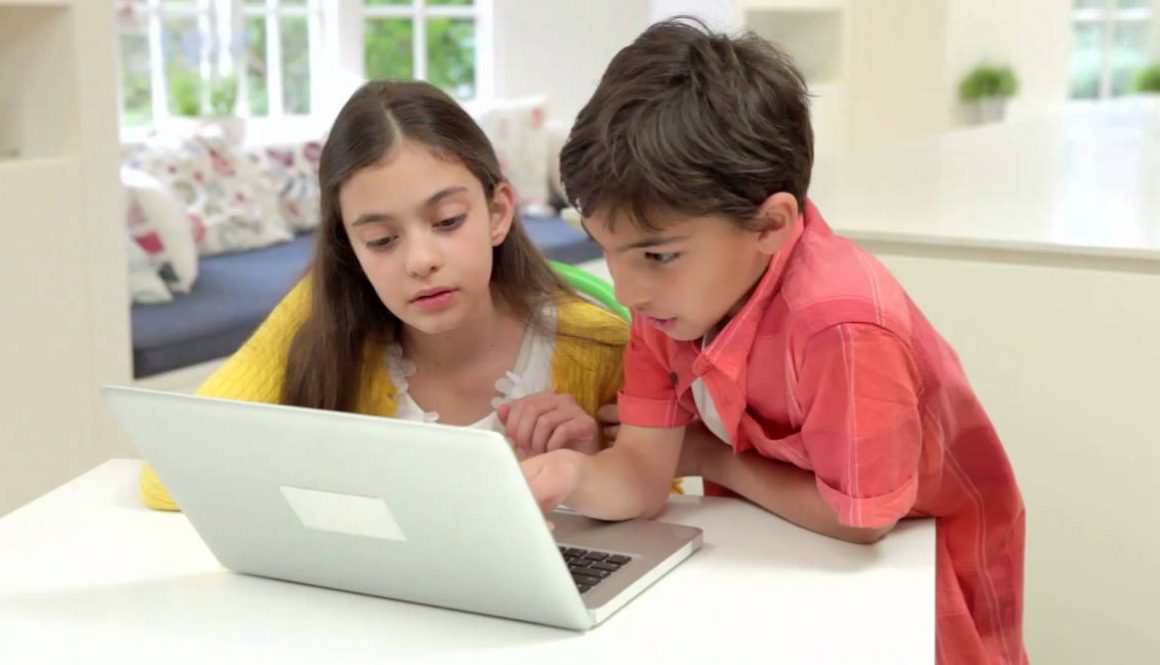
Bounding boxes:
603 425 620 441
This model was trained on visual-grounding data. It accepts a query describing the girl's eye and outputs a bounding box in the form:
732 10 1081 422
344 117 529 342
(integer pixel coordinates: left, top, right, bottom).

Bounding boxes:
644 251 679 264
366 235 396 249
435 214 467 230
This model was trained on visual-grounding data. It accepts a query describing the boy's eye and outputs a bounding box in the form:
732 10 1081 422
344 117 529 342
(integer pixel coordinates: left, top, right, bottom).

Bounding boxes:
366 235 397 249
435 214 467 230
644 251 679 264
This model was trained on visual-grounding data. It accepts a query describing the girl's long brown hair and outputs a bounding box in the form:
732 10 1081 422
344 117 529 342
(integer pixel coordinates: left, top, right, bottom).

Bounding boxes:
281 80 573 412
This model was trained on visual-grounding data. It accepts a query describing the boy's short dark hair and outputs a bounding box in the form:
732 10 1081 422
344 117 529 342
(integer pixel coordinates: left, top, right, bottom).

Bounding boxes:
560 17 813 231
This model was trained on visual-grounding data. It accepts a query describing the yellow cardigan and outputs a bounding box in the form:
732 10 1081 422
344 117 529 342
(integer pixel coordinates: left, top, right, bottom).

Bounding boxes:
141 278 629 511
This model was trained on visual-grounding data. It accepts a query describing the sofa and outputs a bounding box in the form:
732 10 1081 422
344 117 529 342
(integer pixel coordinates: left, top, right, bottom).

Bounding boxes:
125 99 596 380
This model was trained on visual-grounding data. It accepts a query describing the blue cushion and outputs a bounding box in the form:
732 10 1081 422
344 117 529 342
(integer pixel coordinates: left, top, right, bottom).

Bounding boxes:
131 215 601 378
131 234 315 378
521 214 602 264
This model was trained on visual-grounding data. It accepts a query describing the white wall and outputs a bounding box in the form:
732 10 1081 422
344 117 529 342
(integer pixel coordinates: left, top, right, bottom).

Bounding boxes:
491 0 652 124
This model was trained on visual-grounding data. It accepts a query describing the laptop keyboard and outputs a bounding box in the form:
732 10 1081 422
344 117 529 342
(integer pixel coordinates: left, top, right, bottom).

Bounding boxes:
558 546 633 594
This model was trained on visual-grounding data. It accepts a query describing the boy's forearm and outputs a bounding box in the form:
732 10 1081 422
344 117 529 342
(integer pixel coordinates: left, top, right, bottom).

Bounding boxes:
702 445 893 544
566 444 676 521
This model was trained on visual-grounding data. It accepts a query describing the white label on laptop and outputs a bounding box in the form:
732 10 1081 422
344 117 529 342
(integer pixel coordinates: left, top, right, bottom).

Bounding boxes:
279 486 408 541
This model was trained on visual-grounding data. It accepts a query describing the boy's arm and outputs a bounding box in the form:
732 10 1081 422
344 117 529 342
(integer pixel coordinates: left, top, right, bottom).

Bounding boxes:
680 424 894 544
687 322 922 544
522 423 685 521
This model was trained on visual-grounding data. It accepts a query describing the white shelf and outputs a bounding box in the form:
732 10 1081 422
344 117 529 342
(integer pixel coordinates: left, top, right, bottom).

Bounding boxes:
0 3 77 160
0 0 131 517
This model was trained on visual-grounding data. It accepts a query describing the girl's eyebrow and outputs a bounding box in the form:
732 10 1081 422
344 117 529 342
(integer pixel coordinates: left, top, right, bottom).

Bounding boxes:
352 186 469 226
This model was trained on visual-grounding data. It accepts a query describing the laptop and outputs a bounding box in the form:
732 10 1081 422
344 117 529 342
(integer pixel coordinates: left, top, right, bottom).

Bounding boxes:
102 386 702 630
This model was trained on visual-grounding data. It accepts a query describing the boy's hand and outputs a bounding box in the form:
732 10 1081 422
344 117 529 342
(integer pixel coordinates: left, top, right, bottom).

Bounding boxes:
520 448 585 514
497 391 599 457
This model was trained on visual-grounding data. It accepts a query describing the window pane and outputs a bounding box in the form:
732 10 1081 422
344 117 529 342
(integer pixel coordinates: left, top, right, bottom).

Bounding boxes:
429 0 474 5
162 17 203 116
1069 21 1105 98
281 0 309 6
1115 0 1150 9
365 18 414 80
245 17 269 116
1073 0 1106 9
426 18 475 99
120 31 153 127
365 1 413 6
281 16 311 114
1110 20 1151 95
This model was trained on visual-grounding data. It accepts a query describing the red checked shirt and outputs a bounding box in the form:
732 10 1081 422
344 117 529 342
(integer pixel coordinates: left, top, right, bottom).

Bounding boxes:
619 201 1027 665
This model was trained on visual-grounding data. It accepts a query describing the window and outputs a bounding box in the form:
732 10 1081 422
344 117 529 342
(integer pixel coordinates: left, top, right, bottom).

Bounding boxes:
116 0 219 127
240 0 323 117
1069 0 1155 99
116 0 489 136
361 0 486 100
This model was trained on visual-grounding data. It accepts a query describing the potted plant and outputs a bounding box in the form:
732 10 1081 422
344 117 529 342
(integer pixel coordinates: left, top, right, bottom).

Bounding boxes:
1135 62 1160 94
205 73 243 144
1133 62 1160 134
959 65 1019 124
167 68 243 143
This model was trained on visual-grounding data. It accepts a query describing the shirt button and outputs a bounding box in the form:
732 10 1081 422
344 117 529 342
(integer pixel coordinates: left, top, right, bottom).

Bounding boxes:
669 372 679 385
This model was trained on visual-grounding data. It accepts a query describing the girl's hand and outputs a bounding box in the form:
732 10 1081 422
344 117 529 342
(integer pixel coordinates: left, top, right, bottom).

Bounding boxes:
497 391 599 457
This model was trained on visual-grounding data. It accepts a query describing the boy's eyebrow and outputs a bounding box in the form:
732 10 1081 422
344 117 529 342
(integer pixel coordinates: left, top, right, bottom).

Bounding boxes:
578 218 686 253
351 186 468 226
615 236 687 253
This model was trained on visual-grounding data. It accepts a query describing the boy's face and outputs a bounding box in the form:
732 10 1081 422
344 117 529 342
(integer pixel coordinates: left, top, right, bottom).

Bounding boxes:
584 208 788 342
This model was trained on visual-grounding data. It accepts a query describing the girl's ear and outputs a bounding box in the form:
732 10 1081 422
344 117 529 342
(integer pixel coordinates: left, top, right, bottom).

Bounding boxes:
754 192 799 256
489 181 516 246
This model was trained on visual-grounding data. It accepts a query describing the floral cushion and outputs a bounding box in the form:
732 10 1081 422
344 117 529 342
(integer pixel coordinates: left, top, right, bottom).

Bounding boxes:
472 96 552 215
250 140 324 233
126 125 291 256
122 167 199 293
126 236 173 304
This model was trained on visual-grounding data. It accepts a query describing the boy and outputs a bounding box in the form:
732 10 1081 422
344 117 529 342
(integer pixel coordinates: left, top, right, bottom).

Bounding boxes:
514 18 1026 665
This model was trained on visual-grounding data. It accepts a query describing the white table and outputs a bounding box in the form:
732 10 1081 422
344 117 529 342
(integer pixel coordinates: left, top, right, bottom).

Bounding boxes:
0 460 934 664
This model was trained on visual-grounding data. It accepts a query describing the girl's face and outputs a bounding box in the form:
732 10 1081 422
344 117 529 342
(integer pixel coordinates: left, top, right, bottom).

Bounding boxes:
339 139 514 336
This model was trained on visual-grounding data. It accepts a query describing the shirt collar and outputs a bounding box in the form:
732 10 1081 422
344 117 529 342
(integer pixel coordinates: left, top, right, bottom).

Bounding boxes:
693 198 819 378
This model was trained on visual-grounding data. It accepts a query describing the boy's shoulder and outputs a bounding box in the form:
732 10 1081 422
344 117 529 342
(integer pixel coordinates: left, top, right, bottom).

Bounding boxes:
775 213 915 340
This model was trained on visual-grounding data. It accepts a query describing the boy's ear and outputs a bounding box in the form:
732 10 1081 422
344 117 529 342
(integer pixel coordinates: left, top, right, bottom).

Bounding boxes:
754 192 799 255
489 181 516 246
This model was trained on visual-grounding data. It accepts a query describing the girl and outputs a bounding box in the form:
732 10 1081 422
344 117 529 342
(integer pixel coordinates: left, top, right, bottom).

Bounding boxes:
141 80 627 510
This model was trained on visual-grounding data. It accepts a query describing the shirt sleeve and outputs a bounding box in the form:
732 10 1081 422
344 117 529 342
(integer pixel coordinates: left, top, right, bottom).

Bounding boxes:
617 318 695 428
797 323 923 528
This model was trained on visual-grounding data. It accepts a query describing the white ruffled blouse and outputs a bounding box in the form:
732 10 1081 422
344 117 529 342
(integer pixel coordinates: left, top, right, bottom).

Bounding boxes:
384 305 558 434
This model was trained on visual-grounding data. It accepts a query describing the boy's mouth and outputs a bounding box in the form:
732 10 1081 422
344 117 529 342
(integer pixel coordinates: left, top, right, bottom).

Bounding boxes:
646 315 677 331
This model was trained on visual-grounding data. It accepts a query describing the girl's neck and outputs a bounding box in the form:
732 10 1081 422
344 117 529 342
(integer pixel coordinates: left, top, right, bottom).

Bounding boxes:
400 293 523 373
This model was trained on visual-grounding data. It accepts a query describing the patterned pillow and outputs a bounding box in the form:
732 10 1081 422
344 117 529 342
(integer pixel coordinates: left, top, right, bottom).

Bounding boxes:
250 139 323 233
471 96 552 215
127 126 291 256
122 167 198 293
126 237 173 304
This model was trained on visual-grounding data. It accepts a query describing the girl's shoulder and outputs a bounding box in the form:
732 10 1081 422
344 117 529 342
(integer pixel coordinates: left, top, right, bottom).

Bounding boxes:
553 294 629 347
